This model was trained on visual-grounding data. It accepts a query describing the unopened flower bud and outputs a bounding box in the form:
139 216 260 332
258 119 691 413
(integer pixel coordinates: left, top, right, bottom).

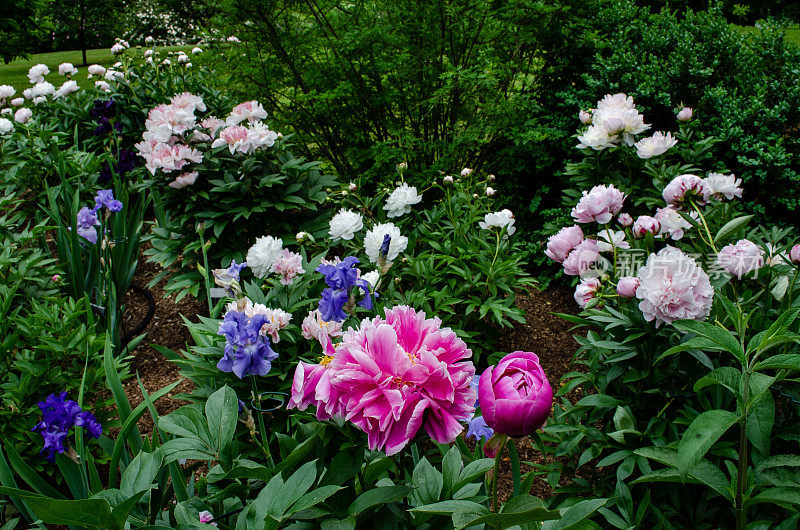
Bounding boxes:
579 110 592 124
486 187 495 196
444 175 454 184
51 274 61 282
461 167 473 177
677 107 693 122
790 244 800 264
348 182 357 191
487 174 495 181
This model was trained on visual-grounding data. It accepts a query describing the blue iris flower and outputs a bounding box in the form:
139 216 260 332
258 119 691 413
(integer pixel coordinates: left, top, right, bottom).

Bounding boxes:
32 392 102 461
466 415 494 442
315 256 372 322
217 310 278 378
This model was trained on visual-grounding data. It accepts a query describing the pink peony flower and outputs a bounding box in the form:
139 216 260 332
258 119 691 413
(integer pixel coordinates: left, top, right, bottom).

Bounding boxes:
168 171 199 189
574 278 601 308
704 173 742 201
677 107 693 121
288 338 345 421
571 185 625 224
198 510 218 526
227 101 268 125
545 225 584 263
269 248 305 285
329 306 476 455
632 215 661 238
597 229 630 252
301 309 344 346
616 276 640 298
662 174 710 208
791 245 800 264
716 239 764 279
14 108 32 124
478 351 553 437
618 213 633 227
260 307 292 343
562 239 601 276
578 110 592 124
636 246 714 327
211 125 252 154
10 97 24 107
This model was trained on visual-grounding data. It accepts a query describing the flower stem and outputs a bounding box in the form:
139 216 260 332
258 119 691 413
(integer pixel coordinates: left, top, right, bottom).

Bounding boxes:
507 439 521 497
491 436 506 513
691 200 717 253
735 369 750 530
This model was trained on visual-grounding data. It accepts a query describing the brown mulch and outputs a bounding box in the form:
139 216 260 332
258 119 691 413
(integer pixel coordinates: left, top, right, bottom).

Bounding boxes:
119 248 205 434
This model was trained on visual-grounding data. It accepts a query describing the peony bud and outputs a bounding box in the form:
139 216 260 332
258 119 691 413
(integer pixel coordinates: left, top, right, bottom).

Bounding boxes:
677 107 693 122
617 213 633 227
486 187 495 196
633 216 661 238
579 110 592 124
616 276 640 298
461 167 473 177
791 244 800 264
443 175 454 184
348 182 357 191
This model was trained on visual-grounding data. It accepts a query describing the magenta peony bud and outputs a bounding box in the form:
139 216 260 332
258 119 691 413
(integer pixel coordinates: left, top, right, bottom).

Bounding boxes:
616 276 640 298
633 216 661 238
578 110 592 124
478 351 553 437
617 213 633 227
677 107 693 121
791 244 800 264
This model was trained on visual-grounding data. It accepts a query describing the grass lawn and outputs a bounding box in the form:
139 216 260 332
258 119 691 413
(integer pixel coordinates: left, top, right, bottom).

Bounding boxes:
0 46 192 92
733 24 800 45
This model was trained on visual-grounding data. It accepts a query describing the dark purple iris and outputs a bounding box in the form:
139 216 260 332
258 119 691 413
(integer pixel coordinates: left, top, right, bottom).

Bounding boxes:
378 234 391 261
90 98 116 120
316 256 372 322
98 149 138 184
94 117 112 136
32 392 102 461
217 310 278 378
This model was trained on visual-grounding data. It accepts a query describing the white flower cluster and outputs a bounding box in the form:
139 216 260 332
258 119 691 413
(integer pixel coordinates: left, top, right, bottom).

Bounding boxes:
329 208 364 241
383 183 422 218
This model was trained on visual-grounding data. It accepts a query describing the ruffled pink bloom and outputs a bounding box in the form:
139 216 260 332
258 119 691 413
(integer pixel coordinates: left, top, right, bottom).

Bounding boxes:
562 239 600 276
211 125 252 154
617 276 640 298
269 248 305 285
545 225 584 263
478 351 553 437
654 206 694 240
260 307 291 343
227 100 268 125
574 278 601 308
571 185 625 224
632 215 661 238
578 110 592 124
14 108 32 124
143 103 197 142
142 142 203 175
636 246 713 327
716 239 764 279
662 174 710 208
617 213 633 227
168 171 198 189
330 306 476 455
288 339 345 421
791 245 800 264
301 309 344 346
170 92 206 113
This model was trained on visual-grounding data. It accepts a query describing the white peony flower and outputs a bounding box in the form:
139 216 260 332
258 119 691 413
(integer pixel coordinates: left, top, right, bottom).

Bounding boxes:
95 81 111 93
479 209 516 236
54 80 79 98
654 206 695 240
704 172 742 201
576 124 618 151
361 270 380 289
0 85 16 99
58 62 78 76
383 183 422 218
328 208 363 241
31 82 55 98
597 229 630 253
13 108 32 124
246 235 283 278
364 222 408 263
635 131 677 159
0 118 14 134
192 47 203 54
28 64 49 84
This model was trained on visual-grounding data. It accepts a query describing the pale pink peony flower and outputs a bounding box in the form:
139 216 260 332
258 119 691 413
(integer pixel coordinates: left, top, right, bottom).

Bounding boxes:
704 173 742 201
635 131 677 159
227 101 267 125
0 85 15 100
328 306 476 455
486 187 495 196
571 184 625 224
574 278 601 308
14 108 32 124
461 167 473 177
617 276 640 298
636 246 714 327
562 239 600 276
791 245 800 264
632 215 661 238
170 92 206 113
545 225 584 263
168 171 199 189
576 124 617 150
443 175 454 184
95 81 111 93
618 213 633 227
716 239 764 279
200 116 226 136
211 125 252 154
578 110 592 124
269 248 305 285
260 307 292 343
10 97 24 107
301 309 344 346
662 174 710 208
677 107 693 121
654 206 695 240
198 510 218 526
597 229 630 252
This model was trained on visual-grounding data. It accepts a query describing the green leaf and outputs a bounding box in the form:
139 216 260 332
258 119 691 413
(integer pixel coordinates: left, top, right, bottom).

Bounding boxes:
756 354 800 371
320 517 356 530
678 409 739 477
120 450 162 497
452 458 494 492
746 391 775 455
411 500 487 516
635 447 732 500
269 460 318 517
456 495 560 529
0 486 117 529
441 445 462 497
287 486 344 516
745 487 800 508
205 385 239 457
409 457 443 506
348 485 413 516
541 498 608 529
714 215 752 245
671 320 744 363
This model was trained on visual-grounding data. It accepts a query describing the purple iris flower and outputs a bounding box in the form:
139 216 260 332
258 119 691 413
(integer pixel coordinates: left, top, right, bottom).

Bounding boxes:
470 374 480 407
316 256 372 322
227 259 247 281
90 99 116 120
466 415 494 442
94 117 112 136
378 234 391 262
76 206 100 244
217 310 278 378
98 149 137 184
94 189 123 212
32 392 102 461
